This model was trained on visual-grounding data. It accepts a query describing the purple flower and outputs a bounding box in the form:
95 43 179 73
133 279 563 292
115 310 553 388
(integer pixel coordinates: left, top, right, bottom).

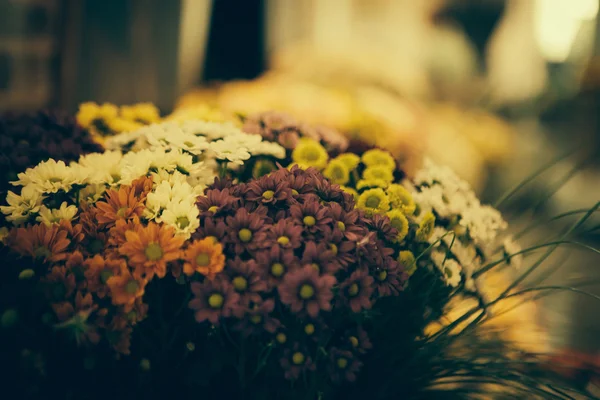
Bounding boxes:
328 202 365 241
255 246 299 289
289 197 332 235
279 342 316 380
301 241 338 275
207 176 235 192
371 257 407 297
366 213 399 243
328 347 362 383
242 111 299 145
344 326 373 355
271 166 316 201
233 298 281 336
324 229 357 270
338 269 374 313
278 265 336 318
266 219 303 250
192 218 228 243
313 176 352 210
226 208 268 255
226 258 267 311
188 277 240 325
196 188 239 217
244 174 292 210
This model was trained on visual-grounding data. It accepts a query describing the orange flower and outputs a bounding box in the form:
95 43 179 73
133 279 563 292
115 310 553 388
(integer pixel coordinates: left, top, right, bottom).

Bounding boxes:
59 220 84 245
95 184 145 227
10 223 70 263
107 216 140 248
43 266 77 302
51 290 96 322
84 255 127 298
123 297 149 324
52 291 100 345
119 222 184 280
106 263 146 307
183 238 225 279
131 175 153 202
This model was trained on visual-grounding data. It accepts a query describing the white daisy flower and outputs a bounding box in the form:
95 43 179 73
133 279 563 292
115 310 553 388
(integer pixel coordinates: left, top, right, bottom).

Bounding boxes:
103 129 145 151
144 180 196 220
79 183 107 204
12 159 87 194
181 120 242 140
36 202 78 226
158 199 200 239
0 185 44 224
77 151 124 184
208 140 251 165
430 250 462 288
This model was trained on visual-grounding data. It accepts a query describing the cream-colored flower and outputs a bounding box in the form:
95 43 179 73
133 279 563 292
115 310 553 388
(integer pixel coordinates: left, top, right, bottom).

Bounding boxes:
77 151 124 184
79 183 106 204
158 199 200 239
12 159 85 194
0 185 44 224
181 120 242 140
208 140 251 165
36 202 78 226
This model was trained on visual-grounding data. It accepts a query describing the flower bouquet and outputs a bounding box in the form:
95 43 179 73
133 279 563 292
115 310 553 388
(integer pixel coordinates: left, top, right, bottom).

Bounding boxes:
0 105 597 399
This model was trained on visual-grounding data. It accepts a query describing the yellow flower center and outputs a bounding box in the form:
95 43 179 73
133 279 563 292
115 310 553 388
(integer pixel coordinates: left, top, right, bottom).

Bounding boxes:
377 270 388 281
304 324 315 335
125 280 139 294
337 221 346 231
291 189 299 197
303 216 316 227
390 217 404 231
100 269 113 284
271 263 285 277
195 253 210 266
238 228 253 243
365 195 381 209
337 357 348 369
276 332 287 344
18 269 35 280
262 190 275 200
311 263 320 273
299 284 315 299
208 293 224 309
349 336 359 348
33 246 51 260
208 206 219 214
277 236 290 246
232 276 248 291
292 352 305 365
329 243 338 255
144 243 163 261
176 216 190 229
117 207 128 218
348 283 359 297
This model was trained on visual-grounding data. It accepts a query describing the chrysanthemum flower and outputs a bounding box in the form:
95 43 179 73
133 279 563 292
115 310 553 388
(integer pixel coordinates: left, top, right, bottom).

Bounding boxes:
158 200 200 239
356 178 389 190
278 265 336 318
255 246 299 289
371 258 407 296
323 158 350 185
10 222 70 263
386 184 416 215
357 188 390 215
233 298 280 336
385 210 409 242
225 208 267 254
328 347 362 383
106 263 146 307
266 219 303 249
196 188 238 217
226 258 267 310
339 269 374 313
119 222 184 280
120 103 161 125
291 138 329 170
333 153 360 171
188 278 240 325
36 202 78 226
11 159 87 194
95 184 145 227
279 343 316 380
416 211 436 242
76 102 119 137
0 185 44 224
244 175 292 210
43 265 77 302
289 197 332 235
362 166 394 183
183 238 225 278
361 149 396 170
398 250 417 276
366 213 399 243
84 255 127 298
301 241 338 275
193 217 228 243
344 326 373 355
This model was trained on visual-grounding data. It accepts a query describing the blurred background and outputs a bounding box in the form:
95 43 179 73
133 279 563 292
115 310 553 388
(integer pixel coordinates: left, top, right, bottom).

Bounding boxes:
1 0 600 354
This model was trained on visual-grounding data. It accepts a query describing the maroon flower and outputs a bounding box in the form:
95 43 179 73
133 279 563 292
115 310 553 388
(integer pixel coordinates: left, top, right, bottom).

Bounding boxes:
278 265 336 318
328 347 362 383
233 298 281 336
193 217 228 243
226 257 267 311
328 202 365 241
344 326 373 355
315 125 349 154
301 241 338 275
324 228 357 269
279 342 316 380
255 246 299 289
244 174 292 210
313 177 352 210
196 188 239 217
338 269 374 313
289 197 332 235
271 166 316 201
226 208 268 254
266 218 303 250
242 111 299 145
366 213 399 243
188 278 240 325
371 258 407 297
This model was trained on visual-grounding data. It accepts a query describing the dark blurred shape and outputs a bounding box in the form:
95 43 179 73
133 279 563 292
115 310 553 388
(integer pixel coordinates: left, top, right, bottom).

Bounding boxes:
203 0 265 81
0 52 10 90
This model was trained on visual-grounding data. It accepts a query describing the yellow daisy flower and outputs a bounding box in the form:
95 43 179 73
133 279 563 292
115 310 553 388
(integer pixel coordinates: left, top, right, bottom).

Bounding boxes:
323 159 350 185
76 102 119 137
334 153 360 171
398 250 417 276
291 138 329 170
357 188 390 215
416 212 435 242
362 166 394 183
386 184 416 215
361 149 396 170
386 209 409 242
340 186 359 201
107 118 143 134
120 103 161 125
356 179 388 190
